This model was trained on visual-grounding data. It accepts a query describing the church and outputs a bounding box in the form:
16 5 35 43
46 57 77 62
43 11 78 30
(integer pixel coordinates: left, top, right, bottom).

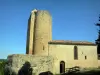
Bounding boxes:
7 9 100 75
26 9 100 73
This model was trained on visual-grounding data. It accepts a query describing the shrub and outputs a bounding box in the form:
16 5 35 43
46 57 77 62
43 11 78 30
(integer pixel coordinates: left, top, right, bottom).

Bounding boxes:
0 60 6 75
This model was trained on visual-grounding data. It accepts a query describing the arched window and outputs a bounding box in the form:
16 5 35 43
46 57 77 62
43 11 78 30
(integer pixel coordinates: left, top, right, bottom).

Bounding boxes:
74 46 78 60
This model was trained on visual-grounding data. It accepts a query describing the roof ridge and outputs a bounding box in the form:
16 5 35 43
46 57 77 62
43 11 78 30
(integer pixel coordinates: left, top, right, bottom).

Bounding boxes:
48 40 95 45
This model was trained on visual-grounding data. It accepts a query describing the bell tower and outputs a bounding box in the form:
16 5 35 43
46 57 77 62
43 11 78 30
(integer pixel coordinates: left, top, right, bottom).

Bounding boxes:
26 9 52 55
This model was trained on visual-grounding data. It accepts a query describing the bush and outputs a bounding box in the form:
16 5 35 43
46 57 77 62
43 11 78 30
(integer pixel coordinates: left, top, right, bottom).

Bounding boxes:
0 60 6 75
39 71 53 75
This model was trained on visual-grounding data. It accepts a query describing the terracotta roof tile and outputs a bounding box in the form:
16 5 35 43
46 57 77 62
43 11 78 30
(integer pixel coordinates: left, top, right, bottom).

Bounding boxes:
48 40 96 45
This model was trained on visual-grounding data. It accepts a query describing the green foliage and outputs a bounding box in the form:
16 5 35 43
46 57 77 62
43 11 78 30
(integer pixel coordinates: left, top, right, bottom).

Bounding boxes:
0 60 6 75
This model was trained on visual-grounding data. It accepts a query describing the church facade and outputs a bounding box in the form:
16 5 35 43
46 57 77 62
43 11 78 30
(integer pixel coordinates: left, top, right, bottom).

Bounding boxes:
26 9 100 74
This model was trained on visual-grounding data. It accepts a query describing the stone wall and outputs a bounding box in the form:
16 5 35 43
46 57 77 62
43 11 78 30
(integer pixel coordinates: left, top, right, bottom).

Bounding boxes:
33 10 52 55
49 44 98 74
7 54 54 75
26 9 52 55
26 9 37 54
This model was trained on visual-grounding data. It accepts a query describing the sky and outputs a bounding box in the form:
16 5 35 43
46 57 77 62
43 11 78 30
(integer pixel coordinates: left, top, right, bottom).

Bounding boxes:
0 0 100 59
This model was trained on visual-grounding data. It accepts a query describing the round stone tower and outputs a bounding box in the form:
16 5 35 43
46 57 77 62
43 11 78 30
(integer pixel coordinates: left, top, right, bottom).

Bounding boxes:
33 10 52 55
26 9 52 55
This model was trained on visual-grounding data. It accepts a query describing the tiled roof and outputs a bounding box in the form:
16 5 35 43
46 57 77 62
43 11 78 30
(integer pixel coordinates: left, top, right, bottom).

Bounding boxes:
48 40 96 45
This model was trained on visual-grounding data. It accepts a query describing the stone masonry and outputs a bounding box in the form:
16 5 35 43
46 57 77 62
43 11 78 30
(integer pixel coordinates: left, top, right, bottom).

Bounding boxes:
26 9 52 55
6 9 100 74
7 54 54 75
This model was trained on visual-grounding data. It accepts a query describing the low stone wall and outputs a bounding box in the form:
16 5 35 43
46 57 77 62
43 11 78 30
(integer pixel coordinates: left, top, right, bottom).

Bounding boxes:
7 54 54 75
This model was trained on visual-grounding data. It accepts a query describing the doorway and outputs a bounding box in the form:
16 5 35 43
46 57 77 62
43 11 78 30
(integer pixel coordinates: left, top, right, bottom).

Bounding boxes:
60 61 65 73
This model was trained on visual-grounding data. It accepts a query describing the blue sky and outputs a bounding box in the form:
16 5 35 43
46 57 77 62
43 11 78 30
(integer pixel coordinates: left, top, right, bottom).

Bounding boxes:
0 0 100 59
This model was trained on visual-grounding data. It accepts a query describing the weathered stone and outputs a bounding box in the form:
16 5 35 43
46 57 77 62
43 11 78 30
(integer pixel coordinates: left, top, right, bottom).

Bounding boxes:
26 9 52 55
6 54 54 75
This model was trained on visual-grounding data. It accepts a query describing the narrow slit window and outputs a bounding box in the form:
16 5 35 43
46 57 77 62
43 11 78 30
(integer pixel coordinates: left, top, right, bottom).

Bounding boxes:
43 46 45 50
74 46 78 60
85 56 87 60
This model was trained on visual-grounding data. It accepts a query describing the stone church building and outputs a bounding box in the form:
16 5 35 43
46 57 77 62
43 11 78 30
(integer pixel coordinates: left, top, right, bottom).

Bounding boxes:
7 9 100 75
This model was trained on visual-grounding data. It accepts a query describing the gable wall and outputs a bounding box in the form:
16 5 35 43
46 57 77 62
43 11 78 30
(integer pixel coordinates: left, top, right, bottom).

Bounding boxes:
48 44 98 74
